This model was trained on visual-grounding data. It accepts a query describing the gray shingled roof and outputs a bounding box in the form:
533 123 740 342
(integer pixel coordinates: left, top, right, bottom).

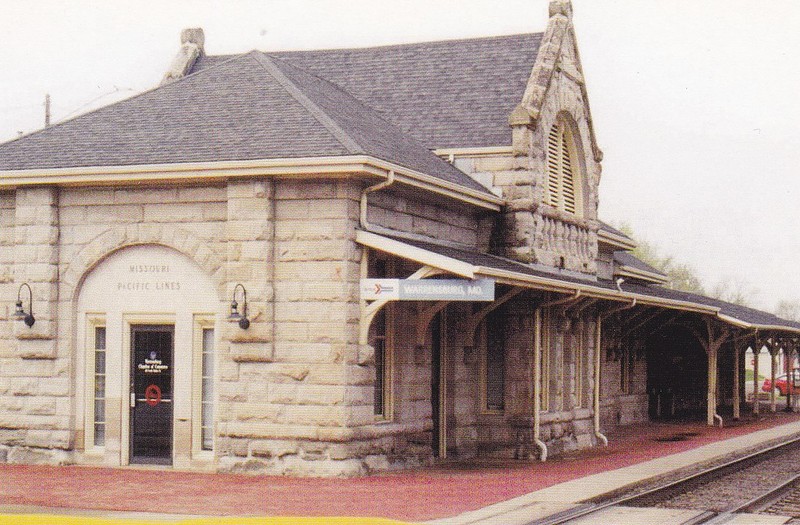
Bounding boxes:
0 51 488 193
614 251 667 279
371 233 800 332
192 33 543 149
598 221 634 241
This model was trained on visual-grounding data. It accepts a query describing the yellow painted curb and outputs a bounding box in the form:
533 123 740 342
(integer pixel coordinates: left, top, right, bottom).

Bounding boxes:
0 516 414 525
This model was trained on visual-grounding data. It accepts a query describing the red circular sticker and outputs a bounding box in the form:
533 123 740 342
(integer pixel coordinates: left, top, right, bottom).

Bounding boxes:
144 384 162 407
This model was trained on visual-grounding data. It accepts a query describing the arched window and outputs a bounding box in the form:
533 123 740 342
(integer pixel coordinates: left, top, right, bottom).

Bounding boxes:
545 119 582 216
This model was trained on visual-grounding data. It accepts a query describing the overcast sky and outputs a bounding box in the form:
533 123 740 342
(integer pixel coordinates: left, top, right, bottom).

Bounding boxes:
1 1 799 312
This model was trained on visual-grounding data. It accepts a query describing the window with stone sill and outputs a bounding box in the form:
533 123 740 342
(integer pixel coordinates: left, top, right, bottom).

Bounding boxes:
545 118 583 217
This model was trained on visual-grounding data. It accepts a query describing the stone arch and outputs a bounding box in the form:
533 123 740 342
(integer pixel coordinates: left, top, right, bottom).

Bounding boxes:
61 224 225 303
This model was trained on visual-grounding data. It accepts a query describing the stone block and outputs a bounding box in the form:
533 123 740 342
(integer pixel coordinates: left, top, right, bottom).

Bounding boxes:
25 429 71 449
230 342 274 363
8 446 71 465
233 402 282 422
86 205 143 224
265 364 311 383
225 220 270 242
0 357 55 377
176 185 226 203
270 384 345 406
250 439 298 459
280 405 344 427
15 225 58 245
218 381 247 402
273 342 336 364
14 339 57 358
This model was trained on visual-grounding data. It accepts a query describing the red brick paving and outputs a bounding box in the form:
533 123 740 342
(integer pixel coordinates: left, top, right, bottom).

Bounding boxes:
3 412 800 521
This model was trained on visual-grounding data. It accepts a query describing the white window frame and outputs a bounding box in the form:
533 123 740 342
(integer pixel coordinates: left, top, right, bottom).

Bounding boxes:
192 315 216 457
84 314 107 454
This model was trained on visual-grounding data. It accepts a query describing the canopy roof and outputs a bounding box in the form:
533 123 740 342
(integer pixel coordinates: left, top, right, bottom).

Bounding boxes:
357 230 800 334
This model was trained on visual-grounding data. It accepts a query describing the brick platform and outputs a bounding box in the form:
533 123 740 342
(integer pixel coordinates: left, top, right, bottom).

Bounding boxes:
3 412 800 522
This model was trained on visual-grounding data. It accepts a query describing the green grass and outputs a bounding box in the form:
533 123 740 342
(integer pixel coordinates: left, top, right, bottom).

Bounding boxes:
745 369 765 382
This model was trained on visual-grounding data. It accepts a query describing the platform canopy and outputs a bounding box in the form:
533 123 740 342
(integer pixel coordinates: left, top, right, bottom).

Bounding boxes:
357 230 800 335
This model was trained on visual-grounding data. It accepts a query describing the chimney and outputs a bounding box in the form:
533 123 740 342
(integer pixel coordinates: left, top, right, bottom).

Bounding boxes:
161 28 205 85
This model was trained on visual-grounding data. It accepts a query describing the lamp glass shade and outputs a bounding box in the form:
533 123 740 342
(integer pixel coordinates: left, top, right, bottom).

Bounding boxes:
13 300 25 319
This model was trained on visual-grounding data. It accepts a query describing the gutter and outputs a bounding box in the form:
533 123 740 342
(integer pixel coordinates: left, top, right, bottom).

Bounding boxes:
532 290 582 462
595 299 637 447
360 170 395 231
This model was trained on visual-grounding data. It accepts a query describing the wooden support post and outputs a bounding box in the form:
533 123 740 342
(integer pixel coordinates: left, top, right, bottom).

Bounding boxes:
691 317 729 427
707 342 718 426
753 340 760 415
733 343 741 420
771 345 778 413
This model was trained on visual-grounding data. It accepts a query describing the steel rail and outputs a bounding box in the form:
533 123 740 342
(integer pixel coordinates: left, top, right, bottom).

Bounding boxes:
526 434 800 525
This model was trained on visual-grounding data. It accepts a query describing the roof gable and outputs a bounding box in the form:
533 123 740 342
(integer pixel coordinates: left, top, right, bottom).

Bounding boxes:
513 6 602 162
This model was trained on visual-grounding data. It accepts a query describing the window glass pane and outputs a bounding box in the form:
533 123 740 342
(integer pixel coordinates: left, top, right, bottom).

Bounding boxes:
202 352 214 378
94 399 105 420
94 424 105 447
94 375 105 397
373 339 385 416
486 312 505 411
94 350 105 372
95 327 106 350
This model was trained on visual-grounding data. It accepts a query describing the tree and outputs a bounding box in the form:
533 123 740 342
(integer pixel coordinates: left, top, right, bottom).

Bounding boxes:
775 300 800 322
617 223 706 295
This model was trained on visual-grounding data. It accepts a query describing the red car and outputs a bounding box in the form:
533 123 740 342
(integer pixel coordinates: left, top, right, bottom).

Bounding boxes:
762 370 800 396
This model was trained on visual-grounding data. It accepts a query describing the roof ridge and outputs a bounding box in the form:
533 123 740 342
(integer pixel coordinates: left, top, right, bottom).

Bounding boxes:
198 32 543 59
250 53 363 155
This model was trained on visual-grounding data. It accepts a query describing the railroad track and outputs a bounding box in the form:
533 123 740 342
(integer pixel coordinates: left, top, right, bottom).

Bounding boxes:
527 435 800 525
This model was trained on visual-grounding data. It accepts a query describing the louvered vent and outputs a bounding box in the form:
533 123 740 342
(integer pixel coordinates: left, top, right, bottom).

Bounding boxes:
546 124 561 207
544 120 580 216
561 135 576 214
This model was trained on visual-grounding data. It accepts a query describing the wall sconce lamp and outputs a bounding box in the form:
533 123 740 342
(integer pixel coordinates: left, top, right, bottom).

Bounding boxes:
14 283 35 327
228 283 250 329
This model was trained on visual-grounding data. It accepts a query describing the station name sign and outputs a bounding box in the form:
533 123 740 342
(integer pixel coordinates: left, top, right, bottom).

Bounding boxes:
360 278 495 301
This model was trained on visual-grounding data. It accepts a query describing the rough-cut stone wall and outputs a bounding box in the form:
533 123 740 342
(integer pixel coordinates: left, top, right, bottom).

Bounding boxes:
598 319 649 429
367 190 483 248
465 301 598 458
215 179 365 477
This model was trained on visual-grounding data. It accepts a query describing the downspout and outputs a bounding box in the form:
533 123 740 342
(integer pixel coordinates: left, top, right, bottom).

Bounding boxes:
533 289 581 461
595 298 637 447
360 170 395 231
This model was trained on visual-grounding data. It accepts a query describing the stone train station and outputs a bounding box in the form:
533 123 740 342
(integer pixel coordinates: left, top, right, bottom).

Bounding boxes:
0 0 798 476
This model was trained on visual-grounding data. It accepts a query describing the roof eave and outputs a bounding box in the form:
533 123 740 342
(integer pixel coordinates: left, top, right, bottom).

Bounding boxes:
615 265 669 285
356 231 800 335
0 155 503 211
598 229 637 250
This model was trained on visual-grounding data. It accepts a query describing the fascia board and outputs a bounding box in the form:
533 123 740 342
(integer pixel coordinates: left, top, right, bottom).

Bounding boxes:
598 229 637 250
0 154 504 211
616 265 669 285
